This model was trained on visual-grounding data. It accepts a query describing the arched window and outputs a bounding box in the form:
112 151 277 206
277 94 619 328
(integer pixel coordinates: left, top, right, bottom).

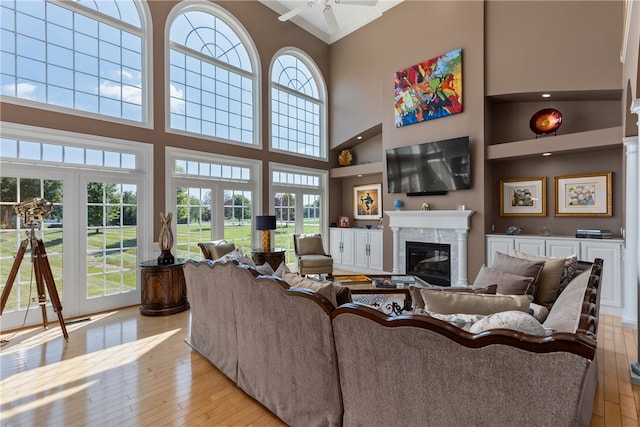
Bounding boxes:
0 0 149 123
168 3 259 145
270 49 327 159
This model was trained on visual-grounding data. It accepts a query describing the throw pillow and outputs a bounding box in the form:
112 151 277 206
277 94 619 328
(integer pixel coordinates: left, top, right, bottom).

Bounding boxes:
419 290 533 315
273 261 291 279
283 272 338 307
512 250 567 308
543 269 591 333
414 309 485 331
490 252 545 295
219 247 256 268
410 284 497 310
255 262 274 276
469 310 552 336
472 265 535 295
296 234 326 255
557 255 579 297
529 302 550 323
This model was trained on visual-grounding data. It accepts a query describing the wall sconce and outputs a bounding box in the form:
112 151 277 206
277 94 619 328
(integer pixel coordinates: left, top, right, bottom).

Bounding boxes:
255 215 276 252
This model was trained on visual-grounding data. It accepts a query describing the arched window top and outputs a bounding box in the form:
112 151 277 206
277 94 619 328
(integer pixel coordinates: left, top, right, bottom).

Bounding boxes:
272 54 319 99
170 10 252 73
73 0 141 28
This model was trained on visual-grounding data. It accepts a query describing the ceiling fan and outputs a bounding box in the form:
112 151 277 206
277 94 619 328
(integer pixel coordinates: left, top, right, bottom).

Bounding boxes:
278 0 379 33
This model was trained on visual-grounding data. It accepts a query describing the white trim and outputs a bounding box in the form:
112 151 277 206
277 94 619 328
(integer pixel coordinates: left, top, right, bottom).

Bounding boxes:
164 1 262 148
620 0 634 62
622 135 639 328
269 47 328 161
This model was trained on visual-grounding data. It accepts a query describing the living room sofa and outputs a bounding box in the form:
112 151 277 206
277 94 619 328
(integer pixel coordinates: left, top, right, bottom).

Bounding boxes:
183 257 603 426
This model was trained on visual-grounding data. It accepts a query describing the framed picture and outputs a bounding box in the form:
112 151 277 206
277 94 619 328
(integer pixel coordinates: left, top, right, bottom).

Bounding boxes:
338 216 351 228
554 172 612 217
353 183 382 220
499 177 547 217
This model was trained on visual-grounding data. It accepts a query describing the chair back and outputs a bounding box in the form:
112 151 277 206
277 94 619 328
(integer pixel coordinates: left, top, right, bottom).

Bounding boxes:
294 234 327 256
198 240 236 260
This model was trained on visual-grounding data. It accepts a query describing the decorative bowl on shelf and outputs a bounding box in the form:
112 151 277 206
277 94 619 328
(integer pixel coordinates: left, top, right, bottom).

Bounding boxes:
529 108 562 136
338 149 353 166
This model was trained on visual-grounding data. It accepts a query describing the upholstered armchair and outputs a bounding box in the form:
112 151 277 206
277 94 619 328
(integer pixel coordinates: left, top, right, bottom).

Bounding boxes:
198 240 236 260
293 234 333 277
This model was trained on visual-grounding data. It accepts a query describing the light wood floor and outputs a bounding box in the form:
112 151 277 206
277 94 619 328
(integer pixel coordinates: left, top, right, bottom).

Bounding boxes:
1 308 639 426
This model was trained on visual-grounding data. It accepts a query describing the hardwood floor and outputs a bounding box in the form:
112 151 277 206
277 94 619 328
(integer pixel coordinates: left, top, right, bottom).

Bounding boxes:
1 307 639 426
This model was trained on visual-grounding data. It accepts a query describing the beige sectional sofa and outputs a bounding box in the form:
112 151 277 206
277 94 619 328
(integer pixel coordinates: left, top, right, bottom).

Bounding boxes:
183 257 603 427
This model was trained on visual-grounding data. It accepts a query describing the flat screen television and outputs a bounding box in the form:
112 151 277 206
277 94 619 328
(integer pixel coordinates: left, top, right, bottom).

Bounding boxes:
386 136 470 194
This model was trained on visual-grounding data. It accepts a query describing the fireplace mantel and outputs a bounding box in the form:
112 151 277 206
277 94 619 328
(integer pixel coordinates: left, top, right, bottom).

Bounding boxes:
384 210 474 285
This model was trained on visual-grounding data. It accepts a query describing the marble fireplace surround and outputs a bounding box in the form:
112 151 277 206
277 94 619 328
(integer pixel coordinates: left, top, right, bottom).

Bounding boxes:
385 210 474 286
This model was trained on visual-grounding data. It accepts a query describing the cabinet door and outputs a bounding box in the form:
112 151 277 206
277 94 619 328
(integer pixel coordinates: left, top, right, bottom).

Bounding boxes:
485 236 514 265
329 228 342 263
514 238 546 256
367 230 384 271
353 230 369 269
546 239 580 259
580 241 623 309
340 229 355 266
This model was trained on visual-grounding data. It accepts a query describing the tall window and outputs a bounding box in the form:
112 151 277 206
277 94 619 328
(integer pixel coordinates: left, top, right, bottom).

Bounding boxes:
168 3 259 145
167 148 260 260
271 50 327 159
271 163 327 264
0 0 148 123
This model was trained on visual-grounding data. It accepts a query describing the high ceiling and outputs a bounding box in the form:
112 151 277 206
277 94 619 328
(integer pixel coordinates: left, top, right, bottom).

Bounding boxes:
258 0 404 44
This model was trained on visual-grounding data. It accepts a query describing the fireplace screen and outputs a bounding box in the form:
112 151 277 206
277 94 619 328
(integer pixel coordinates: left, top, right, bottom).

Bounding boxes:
406 241 451 286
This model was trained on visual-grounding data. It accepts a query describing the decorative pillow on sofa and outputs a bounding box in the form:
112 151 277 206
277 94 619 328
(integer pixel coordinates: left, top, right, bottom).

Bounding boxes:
255 262 274 276
543 269 590 333
419 289 533 315
219 247 256 268
512 250 568 308
273 261 291 279
490 252 544 295
472 265 535 295
414 309 485 331
557 255 579 297
199 240 236 260
283 272 337 306
469 310 552 336
410 284 497 310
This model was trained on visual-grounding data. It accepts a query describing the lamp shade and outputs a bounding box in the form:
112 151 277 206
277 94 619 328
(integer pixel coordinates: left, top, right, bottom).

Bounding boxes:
255 215 276 230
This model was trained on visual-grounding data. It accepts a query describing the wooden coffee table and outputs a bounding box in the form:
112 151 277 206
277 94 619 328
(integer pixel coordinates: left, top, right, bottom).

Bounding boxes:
336 275 429 313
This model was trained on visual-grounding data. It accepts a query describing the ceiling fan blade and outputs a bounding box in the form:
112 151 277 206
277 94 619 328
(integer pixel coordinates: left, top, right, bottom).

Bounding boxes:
278 3 311 22
337 0 379 6
323 6 339 32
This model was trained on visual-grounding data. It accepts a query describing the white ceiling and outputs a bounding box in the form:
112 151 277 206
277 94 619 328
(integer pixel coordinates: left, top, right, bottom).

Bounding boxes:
258 0 404 44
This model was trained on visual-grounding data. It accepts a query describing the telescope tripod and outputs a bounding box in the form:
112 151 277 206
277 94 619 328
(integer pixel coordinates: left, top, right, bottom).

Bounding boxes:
0 230 69 341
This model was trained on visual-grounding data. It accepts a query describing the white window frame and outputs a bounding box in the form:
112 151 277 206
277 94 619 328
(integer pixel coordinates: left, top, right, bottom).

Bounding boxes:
0 0 154 129
269 47 328 160
164 1 262 149
165 147 262 250
0 121 153 330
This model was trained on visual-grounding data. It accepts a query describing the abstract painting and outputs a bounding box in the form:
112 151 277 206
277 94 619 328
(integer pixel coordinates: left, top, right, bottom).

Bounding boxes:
394 48 463 128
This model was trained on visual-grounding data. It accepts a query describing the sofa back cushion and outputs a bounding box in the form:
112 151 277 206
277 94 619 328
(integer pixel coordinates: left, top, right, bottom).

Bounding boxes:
283 272 338 307
543 268 591 333
410 284 497 310
419 290 533 315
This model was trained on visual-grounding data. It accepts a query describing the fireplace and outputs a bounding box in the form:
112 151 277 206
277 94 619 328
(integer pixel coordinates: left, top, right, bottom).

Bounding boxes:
406 241 451 286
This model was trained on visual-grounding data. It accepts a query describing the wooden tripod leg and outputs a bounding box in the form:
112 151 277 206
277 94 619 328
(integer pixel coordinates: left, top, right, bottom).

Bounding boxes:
0 238 28 315
31 239 49 330
33 238 68 341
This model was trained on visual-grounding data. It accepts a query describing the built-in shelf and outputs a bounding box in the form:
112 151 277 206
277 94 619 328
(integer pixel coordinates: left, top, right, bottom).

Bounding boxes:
329 161 383 178
486 126 622 160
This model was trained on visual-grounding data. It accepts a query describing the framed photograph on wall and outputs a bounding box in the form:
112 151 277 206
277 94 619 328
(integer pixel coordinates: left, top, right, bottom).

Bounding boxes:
499 177 547 217
554 172 612 217
353 183 382 220
338 216 351 228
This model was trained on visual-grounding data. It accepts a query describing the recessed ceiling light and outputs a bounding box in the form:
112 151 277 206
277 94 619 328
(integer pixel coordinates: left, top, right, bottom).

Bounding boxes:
542 152 552 156
357 174 363 177
356 135 363 140
541 93 551 98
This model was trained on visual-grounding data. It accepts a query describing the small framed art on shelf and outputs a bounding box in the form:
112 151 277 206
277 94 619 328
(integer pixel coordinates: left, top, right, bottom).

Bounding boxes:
554 172 612 217
499 177 547 217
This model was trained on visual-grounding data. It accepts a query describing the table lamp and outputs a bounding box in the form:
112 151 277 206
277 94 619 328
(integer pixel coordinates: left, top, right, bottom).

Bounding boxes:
255 215 276 252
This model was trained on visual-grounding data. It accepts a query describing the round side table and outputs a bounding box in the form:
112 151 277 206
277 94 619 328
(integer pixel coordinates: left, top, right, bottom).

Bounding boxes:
139 259 190 316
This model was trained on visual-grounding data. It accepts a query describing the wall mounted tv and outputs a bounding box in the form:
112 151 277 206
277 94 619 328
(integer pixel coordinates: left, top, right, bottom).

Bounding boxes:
386 136 470 195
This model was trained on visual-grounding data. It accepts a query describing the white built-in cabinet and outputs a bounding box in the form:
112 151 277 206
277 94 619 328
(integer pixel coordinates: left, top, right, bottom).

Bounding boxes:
486 234 624 313
330 228 384 273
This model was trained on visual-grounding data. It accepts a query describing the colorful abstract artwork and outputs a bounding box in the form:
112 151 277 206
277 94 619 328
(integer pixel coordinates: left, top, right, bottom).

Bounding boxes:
394 48 463 128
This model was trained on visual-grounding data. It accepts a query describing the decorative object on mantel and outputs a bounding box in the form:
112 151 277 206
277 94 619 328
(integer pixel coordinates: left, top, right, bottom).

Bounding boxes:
157 212 175 265
393 199 404 210
421 202 430 211
338 149 353 166
529 108 562 137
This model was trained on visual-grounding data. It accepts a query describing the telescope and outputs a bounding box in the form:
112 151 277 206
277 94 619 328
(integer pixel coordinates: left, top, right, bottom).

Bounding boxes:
14 197 53 229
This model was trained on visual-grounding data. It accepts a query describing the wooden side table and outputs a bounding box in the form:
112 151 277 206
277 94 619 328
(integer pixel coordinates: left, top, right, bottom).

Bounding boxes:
251 248 286 270
139 259 190 316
